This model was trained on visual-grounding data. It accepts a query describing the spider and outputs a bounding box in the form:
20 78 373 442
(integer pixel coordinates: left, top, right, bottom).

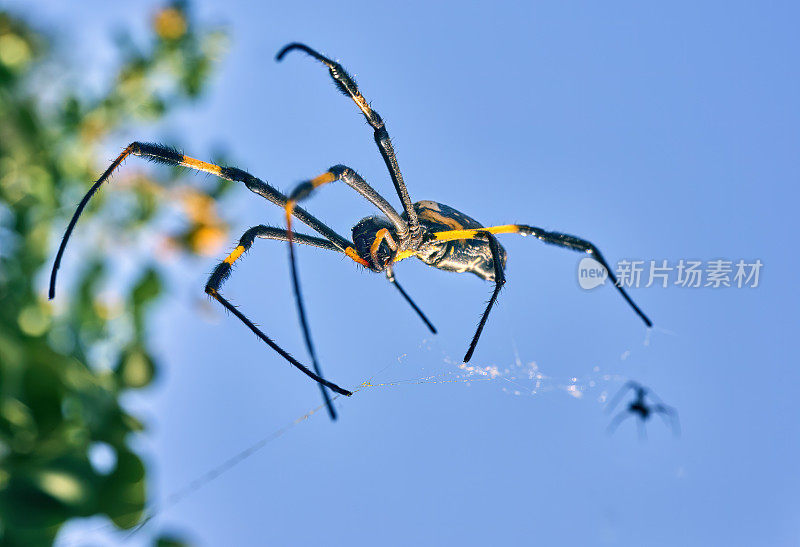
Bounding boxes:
606 381 679 438
49 43 652 420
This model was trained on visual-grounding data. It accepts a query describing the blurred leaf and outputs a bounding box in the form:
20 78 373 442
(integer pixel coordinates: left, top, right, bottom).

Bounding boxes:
115 345 156 389
131 267 162 337
155 533 192 547
0 2 228 543
100 449 146 529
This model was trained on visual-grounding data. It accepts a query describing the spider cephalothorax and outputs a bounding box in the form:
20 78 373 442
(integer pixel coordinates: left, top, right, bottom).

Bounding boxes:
50 43 652 421
351 215 400 272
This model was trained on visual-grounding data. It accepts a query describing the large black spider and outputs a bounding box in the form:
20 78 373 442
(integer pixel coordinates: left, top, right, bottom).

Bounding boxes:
49 43 652 420
606 381 679 438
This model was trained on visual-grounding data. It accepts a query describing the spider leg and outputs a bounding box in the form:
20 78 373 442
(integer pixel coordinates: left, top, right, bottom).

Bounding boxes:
644 387 665 406
50 142 355 299
205 225 352 416
281 168 398 417
277 43 419 235
386 267 437 334
286 165 407 235
369 228 437 332
637 418 648 442
606 410 634 435
281 167 436 381
429 224 652 327
50 143 363 417
463 232 506 363
654 404 681 437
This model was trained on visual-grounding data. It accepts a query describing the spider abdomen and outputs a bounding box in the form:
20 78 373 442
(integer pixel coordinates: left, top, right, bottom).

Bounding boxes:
411 201 507 281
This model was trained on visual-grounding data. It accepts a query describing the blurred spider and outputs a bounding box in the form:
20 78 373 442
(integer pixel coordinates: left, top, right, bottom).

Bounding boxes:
49 43 652 421
606 381 679 438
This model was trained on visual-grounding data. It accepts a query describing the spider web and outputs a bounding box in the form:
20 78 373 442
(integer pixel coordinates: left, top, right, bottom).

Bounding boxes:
56 327 660 545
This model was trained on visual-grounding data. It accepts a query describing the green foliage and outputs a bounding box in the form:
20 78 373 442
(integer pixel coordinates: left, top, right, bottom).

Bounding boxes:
0 3 228 543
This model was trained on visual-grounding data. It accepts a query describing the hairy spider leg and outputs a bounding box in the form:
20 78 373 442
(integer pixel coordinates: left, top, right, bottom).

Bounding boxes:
385 268 437 334
283 165 433 330
431 224 653 327
49 142 354 411
457 232 507 363
50 141 355 299
282 168 435 405
277 43 420 235
286 165 406 235
206 226 352 417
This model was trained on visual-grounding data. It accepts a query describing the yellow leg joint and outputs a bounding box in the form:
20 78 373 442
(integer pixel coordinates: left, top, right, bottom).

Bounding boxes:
345 247 369 267
224 245 245 265
310 171 337 188
351 91 371 116
181 155 222 176
284 199 297 230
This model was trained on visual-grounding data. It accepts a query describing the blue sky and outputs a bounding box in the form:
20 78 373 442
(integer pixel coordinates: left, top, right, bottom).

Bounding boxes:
13 0 798 545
